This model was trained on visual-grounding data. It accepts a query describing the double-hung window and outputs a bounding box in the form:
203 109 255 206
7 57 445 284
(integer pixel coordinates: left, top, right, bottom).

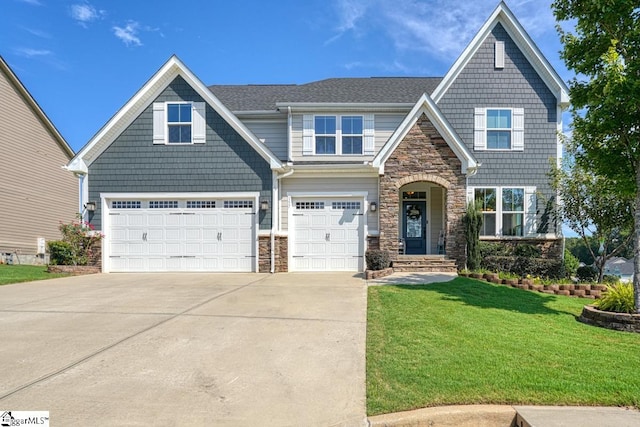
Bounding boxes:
474 107 524 151
152 101 206 145
303 114 372 155
315 116 337 154
341 116 363 154
167 103 192 144
472 187 532 237
486 109 511 149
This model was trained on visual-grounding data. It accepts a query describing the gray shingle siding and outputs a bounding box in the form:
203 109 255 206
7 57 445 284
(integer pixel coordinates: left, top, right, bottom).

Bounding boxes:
88 76 272 230
437 23 559 233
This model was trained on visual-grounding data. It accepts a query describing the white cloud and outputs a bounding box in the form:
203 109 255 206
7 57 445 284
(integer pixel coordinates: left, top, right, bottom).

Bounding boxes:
22 27 51 38
70 2 105 27
113 21 142 47
15 47 52 58
329 0 557 61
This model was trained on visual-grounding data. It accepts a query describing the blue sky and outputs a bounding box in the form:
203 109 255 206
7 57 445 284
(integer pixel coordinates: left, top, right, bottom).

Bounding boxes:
2 0 573 153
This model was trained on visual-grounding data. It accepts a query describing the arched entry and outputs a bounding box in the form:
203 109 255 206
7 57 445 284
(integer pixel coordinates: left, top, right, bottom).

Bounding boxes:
399 181 446 255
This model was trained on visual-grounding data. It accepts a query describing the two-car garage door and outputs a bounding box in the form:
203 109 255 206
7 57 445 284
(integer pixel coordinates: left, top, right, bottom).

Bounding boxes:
290 198 364 271
105 198 255 272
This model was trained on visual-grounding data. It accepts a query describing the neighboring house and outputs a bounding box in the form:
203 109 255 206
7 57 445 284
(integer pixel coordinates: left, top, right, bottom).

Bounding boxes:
0 56 77 265
604 257 634 283
67 2 569 273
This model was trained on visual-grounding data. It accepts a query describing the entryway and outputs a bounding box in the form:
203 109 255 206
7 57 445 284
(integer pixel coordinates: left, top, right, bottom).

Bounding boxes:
399 184 445 255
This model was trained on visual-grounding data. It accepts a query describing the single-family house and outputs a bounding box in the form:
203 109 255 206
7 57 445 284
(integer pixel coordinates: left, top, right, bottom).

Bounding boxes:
67 2 569 273
0 56 77 265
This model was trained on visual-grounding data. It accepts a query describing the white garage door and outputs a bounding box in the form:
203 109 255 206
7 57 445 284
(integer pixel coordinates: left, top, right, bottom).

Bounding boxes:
291 199 363 271
107 199 255 272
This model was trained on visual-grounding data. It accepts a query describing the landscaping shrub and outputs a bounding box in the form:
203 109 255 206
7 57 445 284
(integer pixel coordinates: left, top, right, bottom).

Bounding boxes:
463 201 482 270
366 250 391 271
482 256 564 279
576 265 598 282
479 241 512 257
596 283 636 313
514 243 541 258
603 275 621 284
563 249 579 277
47 240 74 265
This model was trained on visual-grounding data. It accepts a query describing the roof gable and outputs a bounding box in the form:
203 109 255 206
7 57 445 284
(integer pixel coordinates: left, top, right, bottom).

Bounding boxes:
431 1 569 107
0 56 74 158
373 93 478 175
68 55 282 173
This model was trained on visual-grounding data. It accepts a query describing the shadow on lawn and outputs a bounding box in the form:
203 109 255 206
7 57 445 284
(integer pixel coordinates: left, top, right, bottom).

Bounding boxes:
397 278 567 316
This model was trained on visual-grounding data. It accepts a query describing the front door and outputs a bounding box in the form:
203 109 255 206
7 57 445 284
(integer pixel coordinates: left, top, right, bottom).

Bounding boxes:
402 201 427 255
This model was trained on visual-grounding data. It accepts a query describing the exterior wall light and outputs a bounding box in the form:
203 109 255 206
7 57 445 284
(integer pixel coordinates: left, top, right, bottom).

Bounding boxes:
84 201 96 212
260 200 269 211
370 202 377 212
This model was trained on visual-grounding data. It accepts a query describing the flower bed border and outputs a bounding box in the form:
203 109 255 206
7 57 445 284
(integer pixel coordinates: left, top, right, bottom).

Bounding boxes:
578 305 640 333
47 265 101 275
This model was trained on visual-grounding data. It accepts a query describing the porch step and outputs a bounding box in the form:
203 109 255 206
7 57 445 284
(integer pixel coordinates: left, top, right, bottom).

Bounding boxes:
392 255 458 273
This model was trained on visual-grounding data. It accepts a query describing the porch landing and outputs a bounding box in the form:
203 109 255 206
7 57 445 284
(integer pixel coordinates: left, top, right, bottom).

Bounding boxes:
392 255 458 273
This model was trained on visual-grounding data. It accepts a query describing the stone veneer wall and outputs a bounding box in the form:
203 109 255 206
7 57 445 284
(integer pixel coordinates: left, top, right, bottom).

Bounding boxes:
379 113 467 267
258 235 288 273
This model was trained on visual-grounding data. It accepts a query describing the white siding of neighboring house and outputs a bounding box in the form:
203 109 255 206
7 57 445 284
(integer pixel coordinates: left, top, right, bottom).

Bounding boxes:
290 113 406 161
243 119 288 161
280 176 379 233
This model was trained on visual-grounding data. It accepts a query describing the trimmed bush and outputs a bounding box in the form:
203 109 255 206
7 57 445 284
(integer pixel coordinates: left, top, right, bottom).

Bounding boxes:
576 265 598 282
596 283 636 313
366 250 391 271
479 242 512 257
482 256 564 279
514 243 542 258
47 240 74 265
603 275 621 284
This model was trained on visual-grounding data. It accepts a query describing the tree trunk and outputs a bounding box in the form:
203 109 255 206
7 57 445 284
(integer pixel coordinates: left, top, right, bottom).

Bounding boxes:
634 167 640 313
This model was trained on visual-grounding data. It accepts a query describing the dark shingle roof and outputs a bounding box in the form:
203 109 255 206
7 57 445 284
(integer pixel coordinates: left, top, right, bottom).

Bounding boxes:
208 77 443 112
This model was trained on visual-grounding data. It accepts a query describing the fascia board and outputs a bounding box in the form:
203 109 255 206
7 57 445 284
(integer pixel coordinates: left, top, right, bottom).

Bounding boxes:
276 102 414 112
431 2 569 108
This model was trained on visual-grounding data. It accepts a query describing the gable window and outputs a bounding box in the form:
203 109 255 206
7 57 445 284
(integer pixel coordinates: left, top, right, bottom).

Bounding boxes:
486 109 511 149
167 103 192 143
474 108 524 151
303 114 373 156
341 116 363 154
153 101 206 145
471 186 535 237
315 116 337 154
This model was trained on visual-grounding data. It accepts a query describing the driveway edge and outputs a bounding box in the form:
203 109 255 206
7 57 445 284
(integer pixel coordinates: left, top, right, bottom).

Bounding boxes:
367 405 517 427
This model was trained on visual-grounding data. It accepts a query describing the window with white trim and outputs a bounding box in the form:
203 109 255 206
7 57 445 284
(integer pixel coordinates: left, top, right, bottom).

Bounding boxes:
471 187 535 237
474 108 524 151
303 114 374 156
167 103 192 143
153 101 206 145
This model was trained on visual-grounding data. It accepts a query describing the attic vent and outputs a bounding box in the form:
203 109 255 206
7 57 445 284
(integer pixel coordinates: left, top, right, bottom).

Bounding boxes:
495 41 505 69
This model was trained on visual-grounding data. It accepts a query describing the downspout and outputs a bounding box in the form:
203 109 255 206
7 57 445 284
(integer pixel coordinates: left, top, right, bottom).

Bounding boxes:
74 172 86 218
287 106 293 163
272 168 295 273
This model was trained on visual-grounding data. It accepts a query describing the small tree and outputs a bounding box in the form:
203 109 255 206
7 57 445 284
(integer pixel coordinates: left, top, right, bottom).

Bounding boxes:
463 201 483 271
550 156 633 283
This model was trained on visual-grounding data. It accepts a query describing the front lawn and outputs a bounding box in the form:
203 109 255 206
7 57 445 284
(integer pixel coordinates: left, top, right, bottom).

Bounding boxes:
0 264 69 285
367 277 640 415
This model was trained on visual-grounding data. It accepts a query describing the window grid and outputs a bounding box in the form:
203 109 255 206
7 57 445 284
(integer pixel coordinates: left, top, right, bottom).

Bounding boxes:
502 188 524 237
148 201 178 209
186 200 216 209
474 188 497 236
111 201 141 209
341 116 363 155
486 109 512 150
167 103 192 144
223 200 253 209
295 201 325 210
332 201 361 210
315 116 337 155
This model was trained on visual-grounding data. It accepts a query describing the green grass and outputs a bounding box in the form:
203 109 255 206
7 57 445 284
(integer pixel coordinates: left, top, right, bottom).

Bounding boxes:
367 277 640 415
0 264 69 285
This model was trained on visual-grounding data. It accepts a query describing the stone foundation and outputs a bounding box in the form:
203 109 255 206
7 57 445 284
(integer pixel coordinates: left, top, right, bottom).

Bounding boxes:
47 265 101 275
258 235 288 272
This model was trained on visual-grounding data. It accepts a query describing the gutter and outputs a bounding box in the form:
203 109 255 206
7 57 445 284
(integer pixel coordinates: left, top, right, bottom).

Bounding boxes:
269 168 295 273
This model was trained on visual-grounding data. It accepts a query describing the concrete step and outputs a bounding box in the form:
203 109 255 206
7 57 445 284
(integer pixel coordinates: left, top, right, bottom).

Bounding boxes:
392 256 458 273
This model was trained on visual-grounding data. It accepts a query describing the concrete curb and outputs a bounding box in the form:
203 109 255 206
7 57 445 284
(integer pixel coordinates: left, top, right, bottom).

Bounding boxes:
367 405 517 427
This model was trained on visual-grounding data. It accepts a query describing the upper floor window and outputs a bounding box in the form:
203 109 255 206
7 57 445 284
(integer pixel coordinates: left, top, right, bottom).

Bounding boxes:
303 114 373 156
153 101 206 145
167 103 192 143
486 109 511 149
474 107 524 151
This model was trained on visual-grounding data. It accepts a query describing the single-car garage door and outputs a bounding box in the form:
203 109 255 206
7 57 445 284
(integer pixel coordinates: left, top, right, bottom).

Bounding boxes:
106 198 255 272
291 199 363 271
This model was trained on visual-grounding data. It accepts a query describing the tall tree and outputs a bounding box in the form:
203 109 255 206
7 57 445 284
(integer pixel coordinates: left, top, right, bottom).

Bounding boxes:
553 0 640 312
550 155 634 282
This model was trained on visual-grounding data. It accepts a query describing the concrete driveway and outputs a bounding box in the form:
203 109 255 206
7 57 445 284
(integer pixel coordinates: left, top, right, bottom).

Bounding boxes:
0 272 367 426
